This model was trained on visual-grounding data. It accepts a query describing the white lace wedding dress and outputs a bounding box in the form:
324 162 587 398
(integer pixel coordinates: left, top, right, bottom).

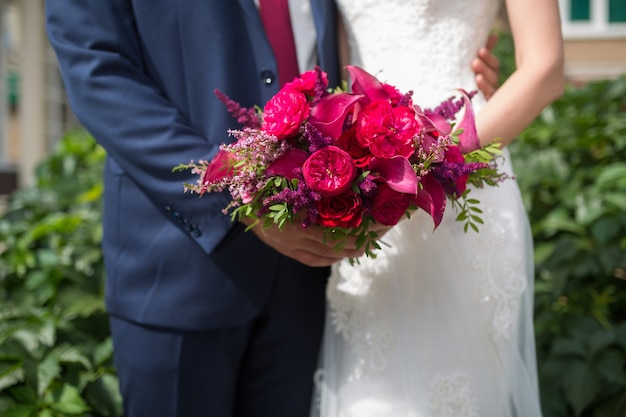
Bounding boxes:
314 1 543 416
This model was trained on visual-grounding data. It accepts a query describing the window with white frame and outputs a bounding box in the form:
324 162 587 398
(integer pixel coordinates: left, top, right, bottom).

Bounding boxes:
560 0 626 38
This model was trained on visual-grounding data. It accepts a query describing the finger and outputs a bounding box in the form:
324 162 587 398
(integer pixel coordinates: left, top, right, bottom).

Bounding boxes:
477 47 500 73
485 33 499 51
475 73 496 100
474 56 499 90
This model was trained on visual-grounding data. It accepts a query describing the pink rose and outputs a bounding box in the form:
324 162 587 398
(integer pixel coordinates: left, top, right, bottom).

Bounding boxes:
262 89 310 139
303 146 357 197
316 191 363 228
284 69 328 96
356 100 419 159
370 182 412 226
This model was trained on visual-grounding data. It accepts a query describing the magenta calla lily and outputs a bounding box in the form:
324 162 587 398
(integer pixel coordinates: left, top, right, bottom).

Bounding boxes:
370 156 418 195
309 93 362 140
420 112 452 136
202 149 233 185
412 174 447 229
456 89 481 154
266 148 308 180
345 65 390 103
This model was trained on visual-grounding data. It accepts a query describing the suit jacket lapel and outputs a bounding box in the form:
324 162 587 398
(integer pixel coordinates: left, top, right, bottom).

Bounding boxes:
309 0 341 87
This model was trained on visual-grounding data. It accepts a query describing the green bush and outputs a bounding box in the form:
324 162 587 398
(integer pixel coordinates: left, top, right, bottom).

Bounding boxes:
510 76 626 417
0 130 121 417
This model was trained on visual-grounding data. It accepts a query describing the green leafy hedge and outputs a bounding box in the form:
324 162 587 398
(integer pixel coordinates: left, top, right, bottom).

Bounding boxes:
0 130 121 417
510 76 626 417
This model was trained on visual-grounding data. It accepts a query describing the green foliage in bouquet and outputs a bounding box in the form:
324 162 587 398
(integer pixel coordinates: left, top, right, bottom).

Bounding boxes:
510 75 626 417
0 130 122 417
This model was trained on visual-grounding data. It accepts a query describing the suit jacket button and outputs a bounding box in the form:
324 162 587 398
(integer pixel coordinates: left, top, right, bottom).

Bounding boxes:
261 70 275 85
190 226 201 237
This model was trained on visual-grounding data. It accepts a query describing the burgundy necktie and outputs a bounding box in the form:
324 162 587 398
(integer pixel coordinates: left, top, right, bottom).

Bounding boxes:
259 0 300 86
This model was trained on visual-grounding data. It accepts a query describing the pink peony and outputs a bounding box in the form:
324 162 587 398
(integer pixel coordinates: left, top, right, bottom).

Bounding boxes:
262 89 310 139
303 146 357 197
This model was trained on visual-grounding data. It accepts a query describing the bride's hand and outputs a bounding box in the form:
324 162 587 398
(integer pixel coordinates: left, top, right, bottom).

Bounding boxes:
472 34 500 100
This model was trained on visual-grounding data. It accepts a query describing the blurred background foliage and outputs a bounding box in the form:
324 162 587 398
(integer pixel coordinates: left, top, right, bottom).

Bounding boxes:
0 32 624 417
0 131 120 417
496 31 626 417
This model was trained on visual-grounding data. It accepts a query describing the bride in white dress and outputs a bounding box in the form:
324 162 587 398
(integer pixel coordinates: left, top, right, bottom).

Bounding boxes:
315 1 564 416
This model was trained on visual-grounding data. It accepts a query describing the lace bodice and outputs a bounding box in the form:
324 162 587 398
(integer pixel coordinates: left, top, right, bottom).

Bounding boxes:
337 0 502 110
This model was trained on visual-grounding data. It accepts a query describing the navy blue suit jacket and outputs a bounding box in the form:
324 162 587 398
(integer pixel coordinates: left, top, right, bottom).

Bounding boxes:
46 0 340 330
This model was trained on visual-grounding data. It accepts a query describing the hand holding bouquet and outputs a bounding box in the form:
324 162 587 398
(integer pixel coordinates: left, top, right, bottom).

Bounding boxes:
175 66 506 258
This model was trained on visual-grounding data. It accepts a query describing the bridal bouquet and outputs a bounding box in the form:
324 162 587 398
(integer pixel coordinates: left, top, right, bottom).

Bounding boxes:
175 66 505 257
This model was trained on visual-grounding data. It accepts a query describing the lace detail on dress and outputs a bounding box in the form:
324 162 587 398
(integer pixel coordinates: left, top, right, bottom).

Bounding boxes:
472 190 527 341
327 248 395 379
429 374 480 417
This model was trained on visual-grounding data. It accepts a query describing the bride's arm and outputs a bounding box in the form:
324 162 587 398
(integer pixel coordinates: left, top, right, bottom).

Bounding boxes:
475 0 565 148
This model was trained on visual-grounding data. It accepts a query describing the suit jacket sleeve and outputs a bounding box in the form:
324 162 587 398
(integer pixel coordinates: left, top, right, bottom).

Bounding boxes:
45 0 250 254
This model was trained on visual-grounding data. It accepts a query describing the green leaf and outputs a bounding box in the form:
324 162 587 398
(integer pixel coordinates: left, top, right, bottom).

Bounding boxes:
0 360 25 392
8 386 38 404
551 339 587 358
83 373 122 417
563 360 601 417
595 163 626 189
92 339 114 367
595 350 626 385
0 404 37 417
592 392 626 417
46 385 90 415
37 352 62 396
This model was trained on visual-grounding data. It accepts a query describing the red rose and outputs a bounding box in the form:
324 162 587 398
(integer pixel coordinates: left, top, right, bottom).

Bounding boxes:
335 127 373 168
316 191 363 228
262 89 310 139
370 183 412 226
303 146 357 197
356 100 419 159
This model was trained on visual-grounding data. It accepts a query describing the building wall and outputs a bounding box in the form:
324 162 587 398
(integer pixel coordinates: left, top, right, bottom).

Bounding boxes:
564 38 626 81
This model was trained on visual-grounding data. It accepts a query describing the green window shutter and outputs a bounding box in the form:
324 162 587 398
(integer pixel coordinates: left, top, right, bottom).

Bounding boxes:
609 0 626 22
6 71 18 108
571 0 591 21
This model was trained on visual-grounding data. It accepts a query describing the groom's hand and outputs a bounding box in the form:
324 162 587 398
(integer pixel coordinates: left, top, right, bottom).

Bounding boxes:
472 34 500 100
242 218 365 267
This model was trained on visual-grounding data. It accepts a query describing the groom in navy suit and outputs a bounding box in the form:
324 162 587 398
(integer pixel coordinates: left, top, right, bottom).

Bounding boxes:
45 1 351 416
45 1 500 416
